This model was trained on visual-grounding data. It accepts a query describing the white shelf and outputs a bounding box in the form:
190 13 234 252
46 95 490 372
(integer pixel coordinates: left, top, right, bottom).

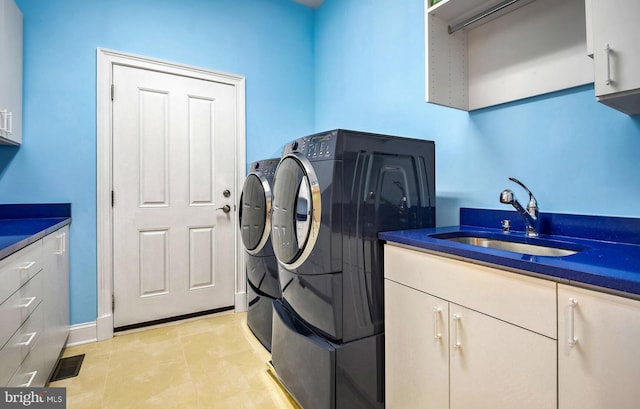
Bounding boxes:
425 0 593 111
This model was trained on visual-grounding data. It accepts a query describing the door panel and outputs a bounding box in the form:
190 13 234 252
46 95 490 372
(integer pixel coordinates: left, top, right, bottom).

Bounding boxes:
139 229 169 296
189 227 215 289
189 96 216 205
450 304 556 409
112 64 235 327
139 89 169 206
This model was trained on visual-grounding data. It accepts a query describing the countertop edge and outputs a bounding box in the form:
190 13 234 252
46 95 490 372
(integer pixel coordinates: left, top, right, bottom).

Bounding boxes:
0 218 71 260
380 229 640 302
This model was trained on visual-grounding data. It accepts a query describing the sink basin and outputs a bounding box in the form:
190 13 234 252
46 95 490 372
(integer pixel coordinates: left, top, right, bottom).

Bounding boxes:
430 233 583 257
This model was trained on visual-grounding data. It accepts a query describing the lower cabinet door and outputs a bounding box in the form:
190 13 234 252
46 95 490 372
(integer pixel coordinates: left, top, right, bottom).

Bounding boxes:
558 284 640 409
449 304 557 409
384 279 449 409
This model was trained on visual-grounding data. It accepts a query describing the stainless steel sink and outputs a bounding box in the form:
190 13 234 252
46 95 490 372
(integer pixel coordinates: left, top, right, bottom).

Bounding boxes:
431 234 582 257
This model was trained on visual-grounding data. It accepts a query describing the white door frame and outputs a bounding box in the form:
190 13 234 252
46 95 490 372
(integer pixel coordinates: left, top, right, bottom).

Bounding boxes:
96 48 246 341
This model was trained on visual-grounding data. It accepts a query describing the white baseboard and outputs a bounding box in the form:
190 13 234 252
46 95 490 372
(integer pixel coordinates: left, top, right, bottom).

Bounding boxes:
96 313 114 341
65 321 98 347
235 291 247 312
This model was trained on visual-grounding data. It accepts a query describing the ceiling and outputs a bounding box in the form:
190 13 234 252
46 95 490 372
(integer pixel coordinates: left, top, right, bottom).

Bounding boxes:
292 0 324 8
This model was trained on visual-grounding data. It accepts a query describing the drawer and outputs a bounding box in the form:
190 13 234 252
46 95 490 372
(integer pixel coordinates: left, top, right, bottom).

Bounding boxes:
7 341 47 387
0 303 44 386
0 240 43 305
0 271 44 349
384 245 557 339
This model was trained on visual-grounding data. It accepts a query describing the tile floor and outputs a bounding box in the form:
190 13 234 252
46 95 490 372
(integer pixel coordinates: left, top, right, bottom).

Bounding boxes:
49 312 299 409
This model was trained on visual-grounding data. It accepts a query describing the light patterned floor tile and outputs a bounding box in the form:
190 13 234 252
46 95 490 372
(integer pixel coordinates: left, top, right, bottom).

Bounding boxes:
49 312 298 409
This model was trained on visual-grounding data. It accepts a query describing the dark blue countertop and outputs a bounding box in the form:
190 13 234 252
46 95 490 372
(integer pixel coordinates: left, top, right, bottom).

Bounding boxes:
0 204 71 260
379 208 640 298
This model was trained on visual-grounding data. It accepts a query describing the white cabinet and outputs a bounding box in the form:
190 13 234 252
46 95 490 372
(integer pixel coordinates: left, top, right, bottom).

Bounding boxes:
449 303 556 409
0 240 44 386
558 284 640 409
41 226 70 381
384 245 557 409
0 225 70 387
385 280 449 408
0 0 22 145
587 0 640 115
425 0 592 111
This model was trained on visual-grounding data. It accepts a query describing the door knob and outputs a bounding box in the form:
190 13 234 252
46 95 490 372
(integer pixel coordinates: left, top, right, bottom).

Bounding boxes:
223 189 231 198
217 205 231 213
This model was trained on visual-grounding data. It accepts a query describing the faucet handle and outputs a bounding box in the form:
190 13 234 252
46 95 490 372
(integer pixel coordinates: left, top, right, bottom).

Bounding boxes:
508 177 537 209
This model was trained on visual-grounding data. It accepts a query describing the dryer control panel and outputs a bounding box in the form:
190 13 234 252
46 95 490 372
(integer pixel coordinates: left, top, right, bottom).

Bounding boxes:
252 158 279 178
283 131 338 160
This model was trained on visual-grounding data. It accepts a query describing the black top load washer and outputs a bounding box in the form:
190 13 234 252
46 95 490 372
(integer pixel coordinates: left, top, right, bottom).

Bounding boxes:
238 158 281 350
271 129 435 343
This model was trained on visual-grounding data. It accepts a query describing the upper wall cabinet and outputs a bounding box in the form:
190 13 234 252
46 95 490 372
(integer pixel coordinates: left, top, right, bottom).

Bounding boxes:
586 0 640 115
425 0 593 111
0 0 22 145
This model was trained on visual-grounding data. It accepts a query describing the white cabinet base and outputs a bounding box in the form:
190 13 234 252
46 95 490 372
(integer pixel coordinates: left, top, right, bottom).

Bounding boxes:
384 245 558 409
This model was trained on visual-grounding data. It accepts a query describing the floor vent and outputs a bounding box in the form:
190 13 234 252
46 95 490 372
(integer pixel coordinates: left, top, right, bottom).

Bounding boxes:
49 354 85 382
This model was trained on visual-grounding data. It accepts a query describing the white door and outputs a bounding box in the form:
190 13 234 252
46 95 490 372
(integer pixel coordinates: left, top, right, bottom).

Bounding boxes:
112 64 236 327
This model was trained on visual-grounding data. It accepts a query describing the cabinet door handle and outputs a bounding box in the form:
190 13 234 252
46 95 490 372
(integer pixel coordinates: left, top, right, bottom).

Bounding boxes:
6 111 12 133
17 371 37 387
18 296 36 309
56 232 66 255
605 43 613 86
433 306 442 339
18 332 37 347
568 298 579 348
452 313 462 349
20 261 36 274
0 110 5 132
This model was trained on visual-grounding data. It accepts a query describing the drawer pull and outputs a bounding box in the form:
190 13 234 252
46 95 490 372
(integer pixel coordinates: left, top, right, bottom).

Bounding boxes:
18 297 36 309
568 298 578 348
452 313 462 349
55 232 66 255
19 261 36 273
17 371 37 387
433 306 442 339
18 332 37 347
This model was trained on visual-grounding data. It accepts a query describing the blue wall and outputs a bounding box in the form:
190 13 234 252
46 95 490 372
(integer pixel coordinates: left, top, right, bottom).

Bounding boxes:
3 0 640 326
315 0 640 226
1 0 315 325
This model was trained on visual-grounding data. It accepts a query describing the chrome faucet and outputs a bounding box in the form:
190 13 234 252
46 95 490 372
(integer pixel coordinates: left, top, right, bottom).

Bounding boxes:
500 177 539 237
